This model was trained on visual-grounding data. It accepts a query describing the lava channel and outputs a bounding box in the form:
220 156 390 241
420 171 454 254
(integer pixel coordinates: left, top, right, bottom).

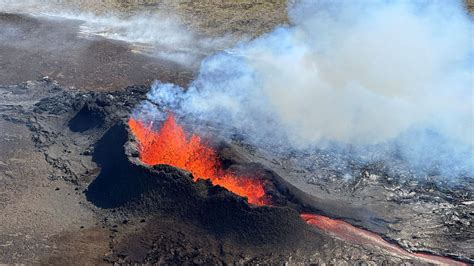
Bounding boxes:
301 213 467 265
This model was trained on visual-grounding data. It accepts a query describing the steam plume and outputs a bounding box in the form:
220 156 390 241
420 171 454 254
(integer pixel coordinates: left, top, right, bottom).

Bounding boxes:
0 0 237 66
138 0 473 177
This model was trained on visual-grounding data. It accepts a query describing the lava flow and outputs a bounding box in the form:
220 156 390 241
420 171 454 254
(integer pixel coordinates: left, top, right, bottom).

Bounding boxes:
128 114 268 206
301 214 467 266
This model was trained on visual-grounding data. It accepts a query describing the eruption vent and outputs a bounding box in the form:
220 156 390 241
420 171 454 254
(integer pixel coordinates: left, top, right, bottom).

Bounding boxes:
128 114 268 206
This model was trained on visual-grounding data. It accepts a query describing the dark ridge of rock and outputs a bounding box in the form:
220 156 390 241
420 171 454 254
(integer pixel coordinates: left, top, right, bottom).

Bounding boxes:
86 122 307 247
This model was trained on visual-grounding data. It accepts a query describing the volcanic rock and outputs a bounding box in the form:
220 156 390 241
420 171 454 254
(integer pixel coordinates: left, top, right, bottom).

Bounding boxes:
0 79 471 264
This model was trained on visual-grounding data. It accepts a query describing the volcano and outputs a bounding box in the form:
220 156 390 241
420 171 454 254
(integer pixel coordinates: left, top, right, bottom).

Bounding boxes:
0 79 472 264
124 111 470 265
1 1 473 264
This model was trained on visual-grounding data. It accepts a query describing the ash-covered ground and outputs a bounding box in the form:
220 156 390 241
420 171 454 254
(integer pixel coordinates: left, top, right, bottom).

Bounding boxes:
0 79 472 264
0 12 193 90
0 2 473 265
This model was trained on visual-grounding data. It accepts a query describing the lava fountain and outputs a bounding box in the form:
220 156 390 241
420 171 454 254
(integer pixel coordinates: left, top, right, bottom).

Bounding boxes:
128 113 269 206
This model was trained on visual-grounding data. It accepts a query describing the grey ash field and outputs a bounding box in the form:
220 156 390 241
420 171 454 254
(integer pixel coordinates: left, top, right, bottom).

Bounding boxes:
0 2 473 265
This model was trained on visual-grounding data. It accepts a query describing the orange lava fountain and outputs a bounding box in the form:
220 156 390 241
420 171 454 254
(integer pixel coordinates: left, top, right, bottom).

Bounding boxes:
128 114 268 206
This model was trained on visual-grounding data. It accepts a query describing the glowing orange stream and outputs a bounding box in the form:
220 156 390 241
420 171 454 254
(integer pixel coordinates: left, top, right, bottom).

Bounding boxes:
128 114 268 206
301 213 467 265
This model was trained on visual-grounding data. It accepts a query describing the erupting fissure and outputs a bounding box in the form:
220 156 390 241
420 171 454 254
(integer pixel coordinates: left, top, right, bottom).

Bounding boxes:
128 114 465 265
128 114 268 206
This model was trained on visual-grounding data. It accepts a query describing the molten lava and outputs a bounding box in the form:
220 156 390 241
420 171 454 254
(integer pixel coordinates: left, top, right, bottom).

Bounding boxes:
128 114 268 206
301 213 467 265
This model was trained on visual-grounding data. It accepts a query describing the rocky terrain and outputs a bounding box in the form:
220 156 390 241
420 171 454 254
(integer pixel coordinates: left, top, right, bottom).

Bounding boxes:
0 1 472 264
0 12 192 91
0 79 471 264
2 0 289 37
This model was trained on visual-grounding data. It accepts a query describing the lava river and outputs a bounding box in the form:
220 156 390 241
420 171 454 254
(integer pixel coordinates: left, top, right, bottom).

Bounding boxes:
128 113 466 265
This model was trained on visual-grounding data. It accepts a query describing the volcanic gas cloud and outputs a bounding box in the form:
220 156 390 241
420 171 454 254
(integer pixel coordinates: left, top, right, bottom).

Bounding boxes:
128 114 268 206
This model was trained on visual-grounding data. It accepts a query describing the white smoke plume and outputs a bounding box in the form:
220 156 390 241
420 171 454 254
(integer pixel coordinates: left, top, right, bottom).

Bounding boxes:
137 0 473 177
63 12 237 67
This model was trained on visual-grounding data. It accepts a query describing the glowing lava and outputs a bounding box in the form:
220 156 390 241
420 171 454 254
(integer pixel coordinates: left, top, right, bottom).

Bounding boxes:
128 114 268 206
301 213 467 266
